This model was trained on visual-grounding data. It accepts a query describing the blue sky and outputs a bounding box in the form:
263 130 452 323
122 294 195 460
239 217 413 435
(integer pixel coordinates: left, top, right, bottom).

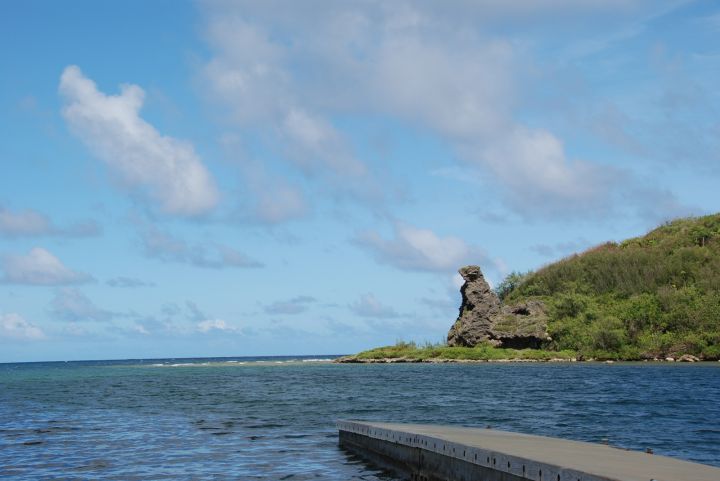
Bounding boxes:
1 0 719 362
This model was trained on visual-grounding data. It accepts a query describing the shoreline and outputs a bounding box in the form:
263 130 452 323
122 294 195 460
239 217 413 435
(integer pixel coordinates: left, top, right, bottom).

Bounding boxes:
334 356 719 364
337 342 719 364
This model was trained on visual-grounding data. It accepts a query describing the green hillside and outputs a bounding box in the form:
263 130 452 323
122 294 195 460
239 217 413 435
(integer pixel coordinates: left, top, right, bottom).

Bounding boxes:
502 214 720 360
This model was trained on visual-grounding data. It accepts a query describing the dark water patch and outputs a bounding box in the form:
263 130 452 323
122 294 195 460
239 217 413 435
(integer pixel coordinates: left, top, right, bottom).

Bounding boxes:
74 459 111 471
246 423 286 429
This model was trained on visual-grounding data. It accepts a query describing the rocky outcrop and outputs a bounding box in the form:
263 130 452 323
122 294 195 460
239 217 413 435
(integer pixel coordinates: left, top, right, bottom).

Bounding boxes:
447 266 501 347
447 265 550 349
492 300 551 349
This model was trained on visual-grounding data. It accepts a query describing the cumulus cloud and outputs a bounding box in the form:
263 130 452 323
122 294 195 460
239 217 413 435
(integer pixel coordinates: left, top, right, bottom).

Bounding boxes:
355 222 487 272
467 127 621 218
59 65 219 216
1 248 90 285
348 293 399 318
264 295 316 315
198 1 689 220
0 313 46 340
0 205 100 238
194 3 561 216
139 224 263 269
49 288 114 322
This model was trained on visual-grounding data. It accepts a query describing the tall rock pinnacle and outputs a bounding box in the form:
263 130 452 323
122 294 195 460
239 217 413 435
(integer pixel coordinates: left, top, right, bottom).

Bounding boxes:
447 265 501 347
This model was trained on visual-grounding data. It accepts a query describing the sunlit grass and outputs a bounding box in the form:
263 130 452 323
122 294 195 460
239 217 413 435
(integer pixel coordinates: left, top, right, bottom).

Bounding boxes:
353 341 577 361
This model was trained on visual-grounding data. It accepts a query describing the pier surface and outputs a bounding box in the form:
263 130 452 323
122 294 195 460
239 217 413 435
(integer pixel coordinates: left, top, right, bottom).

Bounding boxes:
338 420 720 481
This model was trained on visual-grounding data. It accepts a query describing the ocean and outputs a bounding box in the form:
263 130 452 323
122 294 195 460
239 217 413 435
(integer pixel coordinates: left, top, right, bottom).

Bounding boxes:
1 357 719 480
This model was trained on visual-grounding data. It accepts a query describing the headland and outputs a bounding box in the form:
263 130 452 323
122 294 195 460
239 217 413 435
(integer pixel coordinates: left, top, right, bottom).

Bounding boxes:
339 214 720 363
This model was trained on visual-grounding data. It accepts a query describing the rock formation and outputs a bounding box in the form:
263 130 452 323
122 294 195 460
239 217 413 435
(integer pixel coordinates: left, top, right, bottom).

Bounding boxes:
447 265 550 349
447 266 501 347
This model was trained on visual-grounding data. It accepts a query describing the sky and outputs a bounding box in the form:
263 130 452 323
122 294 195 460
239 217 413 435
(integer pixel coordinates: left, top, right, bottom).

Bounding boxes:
1 0 719 362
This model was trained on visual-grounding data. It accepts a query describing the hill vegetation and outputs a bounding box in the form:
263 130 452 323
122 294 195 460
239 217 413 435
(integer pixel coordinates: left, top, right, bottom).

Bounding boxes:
502 213 720 360
342 214 720 362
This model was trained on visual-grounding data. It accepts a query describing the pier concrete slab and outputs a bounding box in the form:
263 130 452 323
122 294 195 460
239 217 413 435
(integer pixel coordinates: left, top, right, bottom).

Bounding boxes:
337 420 720 481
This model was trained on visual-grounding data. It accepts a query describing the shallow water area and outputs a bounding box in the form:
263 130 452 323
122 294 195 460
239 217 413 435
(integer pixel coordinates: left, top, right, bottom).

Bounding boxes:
1 357 719 480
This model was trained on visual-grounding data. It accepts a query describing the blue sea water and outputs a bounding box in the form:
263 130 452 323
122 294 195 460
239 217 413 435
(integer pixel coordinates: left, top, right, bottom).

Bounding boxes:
1 358 719 480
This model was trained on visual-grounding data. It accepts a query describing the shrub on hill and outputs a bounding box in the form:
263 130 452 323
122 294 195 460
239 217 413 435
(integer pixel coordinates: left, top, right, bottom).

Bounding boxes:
501 214 720 359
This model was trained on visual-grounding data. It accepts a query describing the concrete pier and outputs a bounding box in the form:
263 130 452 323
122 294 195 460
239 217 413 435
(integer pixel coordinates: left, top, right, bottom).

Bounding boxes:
337 420 720 481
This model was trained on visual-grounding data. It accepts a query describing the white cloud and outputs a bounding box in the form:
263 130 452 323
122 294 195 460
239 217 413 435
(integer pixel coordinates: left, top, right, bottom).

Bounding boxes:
196 319 239 333
0 313 45 340
0 205 100 238
198 1 692 220
367 33 514 141
59 65 219 216
349 293 399 318
198 3 618 219
50 288 113 322
355 222 487 272
1 248 90 285
361 21 619 218
203 17 289 124
469 126 621 217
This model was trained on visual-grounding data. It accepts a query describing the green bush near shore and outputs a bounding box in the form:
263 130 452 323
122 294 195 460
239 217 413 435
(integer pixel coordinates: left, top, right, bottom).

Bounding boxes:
502 213 720 360
353 341 577 361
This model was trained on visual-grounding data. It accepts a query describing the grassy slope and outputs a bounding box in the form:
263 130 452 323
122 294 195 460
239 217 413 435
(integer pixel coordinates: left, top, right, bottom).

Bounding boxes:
351 214 720 361
505 213 720 360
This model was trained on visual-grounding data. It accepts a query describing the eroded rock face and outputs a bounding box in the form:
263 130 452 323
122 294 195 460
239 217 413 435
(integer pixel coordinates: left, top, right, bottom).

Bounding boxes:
492 300 550 349
446 265 550 349
447 266 501 347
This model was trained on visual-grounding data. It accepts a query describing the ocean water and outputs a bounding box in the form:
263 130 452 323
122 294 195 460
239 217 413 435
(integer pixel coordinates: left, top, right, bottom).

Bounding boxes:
1 358 719 480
